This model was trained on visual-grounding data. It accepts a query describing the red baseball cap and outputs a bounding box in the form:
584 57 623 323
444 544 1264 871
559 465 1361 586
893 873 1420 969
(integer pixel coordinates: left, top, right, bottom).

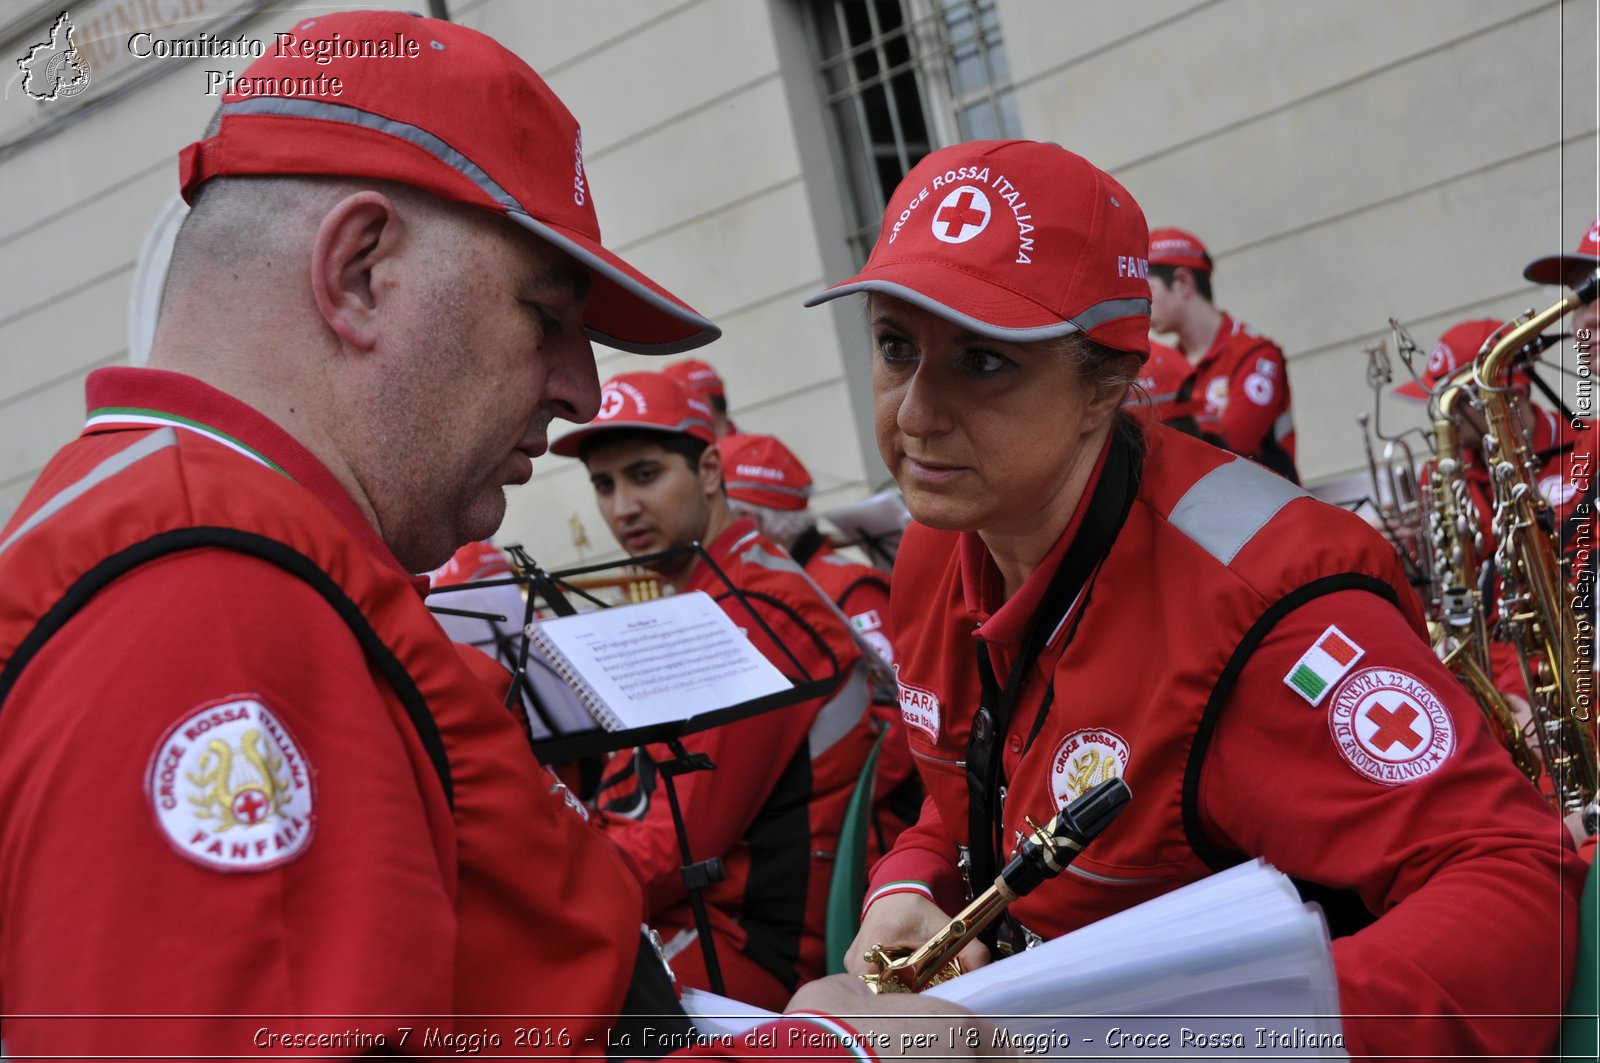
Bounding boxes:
662 358 726 400
1147 228 1213 273
718 434 814 511
429 539 512 588
177 10 718 356
550 371 717 457
1394 319 1502 401
805 140 1152 357
1523 218 1600 288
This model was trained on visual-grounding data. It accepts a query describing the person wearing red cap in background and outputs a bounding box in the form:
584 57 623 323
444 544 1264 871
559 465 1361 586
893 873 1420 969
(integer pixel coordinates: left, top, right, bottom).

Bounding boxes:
805 137 1581 1059
551 373 883 1011
1524 219 1600 602
1394 320 1594 836
664 357 740 438
0 10 986 1059
1145 228 1300 483
1525 217 1600 374
718 432 923 849
1125 337 1189 413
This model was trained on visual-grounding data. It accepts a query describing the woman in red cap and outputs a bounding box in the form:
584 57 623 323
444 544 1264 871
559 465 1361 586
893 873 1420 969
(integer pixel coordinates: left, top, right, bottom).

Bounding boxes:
807 139 1581 1059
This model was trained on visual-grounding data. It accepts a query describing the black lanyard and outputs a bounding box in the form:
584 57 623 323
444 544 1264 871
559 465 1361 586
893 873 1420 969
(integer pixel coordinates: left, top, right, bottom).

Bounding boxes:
964 422 1142 897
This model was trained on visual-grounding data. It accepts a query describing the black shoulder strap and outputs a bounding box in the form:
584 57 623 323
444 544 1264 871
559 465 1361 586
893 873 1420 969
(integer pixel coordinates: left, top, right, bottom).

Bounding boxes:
0 527 453 808
964 423 1143 893
1181 574 1404 937
789 526 826 568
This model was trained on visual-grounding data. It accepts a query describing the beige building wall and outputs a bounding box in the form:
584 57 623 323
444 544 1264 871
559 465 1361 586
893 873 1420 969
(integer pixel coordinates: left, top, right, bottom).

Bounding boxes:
997 0 1598 490
2 0 1595 571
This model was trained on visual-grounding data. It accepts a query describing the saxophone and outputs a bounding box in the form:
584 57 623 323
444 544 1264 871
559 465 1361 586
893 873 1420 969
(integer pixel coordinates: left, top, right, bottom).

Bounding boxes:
1476 276 1600 826
1425 374 1542 785
1359 321 1539 781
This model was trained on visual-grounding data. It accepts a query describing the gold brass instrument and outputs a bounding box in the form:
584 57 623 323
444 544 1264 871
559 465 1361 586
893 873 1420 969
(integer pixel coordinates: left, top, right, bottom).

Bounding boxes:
1426 372 1542 785
1358 320 1435 586
1359 418 1429 584
1358 320 1542 788
1476 275 1600 825
861 777 1131 994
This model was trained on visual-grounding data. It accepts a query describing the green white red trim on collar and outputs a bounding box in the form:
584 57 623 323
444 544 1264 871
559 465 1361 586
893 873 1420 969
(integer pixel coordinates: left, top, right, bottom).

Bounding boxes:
84 407 289 478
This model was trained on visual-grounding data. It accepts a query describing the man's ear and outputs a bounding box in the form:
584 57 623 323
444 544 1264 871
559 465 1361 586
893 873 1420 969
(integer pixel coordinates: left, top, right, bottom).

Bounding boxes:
310 191 408 351
698 442 724 501
1173 266 1199 299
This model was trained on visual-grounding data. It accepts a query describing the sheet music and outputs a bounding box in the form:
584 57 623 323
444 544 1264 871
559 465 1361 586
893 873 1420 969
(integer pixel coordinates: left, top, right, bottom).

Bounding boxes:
529 590 791 730
685 861 1347 1060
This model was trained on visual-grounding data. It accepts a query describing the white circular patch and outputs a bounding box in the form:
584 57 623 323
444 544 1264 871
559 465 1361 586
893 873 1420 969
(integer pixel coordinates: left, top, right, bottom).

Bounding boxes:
1205 376 1230 410
1540 472 1580 506
1327 668 1455 785
598 387 626 420
861 629 896 667
1243 372 1275 406
931 185 992 244
147 696 315 872
1047 728 1130 807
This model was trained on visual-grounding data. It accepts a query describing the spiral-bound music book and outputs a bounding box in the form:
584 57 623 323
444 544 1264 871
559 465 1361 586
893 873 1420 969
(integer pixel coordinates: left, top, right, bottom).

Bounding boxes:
684 860 1347 1059
526 590 791 733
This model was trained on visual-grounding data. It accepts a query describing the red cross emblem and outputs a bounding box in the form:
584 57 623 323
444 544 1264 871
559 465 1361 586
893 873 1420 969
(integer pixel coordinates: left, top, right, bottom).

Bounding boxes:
932 187 990 243
1329 667 1456 785
1364 701 1424 752
937 192 985 239
232 788 269 825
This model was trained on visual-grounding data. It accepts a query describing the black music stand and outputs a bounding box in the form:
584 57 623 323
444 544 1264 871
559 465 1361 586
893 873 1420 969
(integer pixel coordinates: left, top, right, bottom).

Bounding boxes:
426 542 849 997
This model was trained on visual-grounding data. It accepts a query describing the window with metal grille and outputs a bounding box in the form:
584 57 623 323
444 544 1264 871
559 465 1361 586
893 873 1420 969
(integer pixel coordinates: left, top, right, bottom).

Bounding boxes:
807 0 1021 263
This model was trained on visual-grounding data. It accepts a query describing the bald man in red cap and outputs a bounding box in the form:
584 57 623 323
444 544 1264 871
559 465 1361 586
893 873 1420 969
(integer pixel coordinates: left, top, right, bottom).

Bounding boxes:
0 10 984 1057
1146 228 1299 482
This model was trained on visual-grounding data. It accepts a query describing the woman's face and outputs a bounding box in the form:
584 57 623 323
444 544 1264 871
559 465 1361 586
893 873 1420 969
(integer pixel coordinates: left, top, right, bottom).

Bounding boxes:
869 295 1125 540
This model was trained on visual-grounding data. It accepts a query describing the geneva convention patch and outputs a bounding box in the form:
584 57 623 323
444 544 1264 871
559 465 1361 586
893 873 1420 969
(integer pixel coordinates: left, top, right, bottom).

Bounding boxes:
1327 667 1455 785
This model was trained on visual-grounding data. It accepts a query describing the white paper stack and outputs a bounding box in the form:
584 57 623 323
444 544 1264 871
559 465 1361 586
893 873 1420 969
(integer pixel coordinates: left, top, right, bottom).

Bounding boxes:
685 860 1348 1060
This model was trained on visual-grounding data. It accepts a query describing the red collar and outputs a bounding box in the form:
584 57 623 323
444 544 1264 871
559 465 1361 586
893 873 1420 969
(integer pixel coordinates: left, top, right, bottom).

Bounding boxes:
957 431 1113 649
1192 311 1238 369
83 367 413 580
684 517 763 593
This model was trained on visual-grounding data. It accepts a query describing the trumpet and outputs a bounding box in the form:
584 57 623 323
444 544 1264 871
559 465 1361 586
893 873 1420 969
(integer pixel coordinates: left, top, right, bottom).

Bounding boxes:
861 777 1131 993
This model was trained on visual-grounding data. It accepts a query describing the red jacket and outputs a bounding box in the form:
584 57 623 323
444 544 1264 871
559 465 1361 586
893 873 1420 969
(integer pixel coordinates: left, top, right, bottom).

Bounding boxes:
791 530 918 862
871 421 1582 1061
594 519 877 1007
0 369 873 1061
1154 313 1298 481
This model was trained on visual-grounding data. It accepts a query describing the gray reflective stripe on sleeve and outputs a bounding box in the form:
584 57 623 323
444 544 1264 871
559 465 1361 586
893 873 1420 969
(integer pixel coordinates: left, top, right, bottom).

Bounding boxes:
739 540 897 688
1167 458 1308 566
738 541 807 577
0 428 178 559
1274 410 1294 442
808 662 871 759
819 552 864 568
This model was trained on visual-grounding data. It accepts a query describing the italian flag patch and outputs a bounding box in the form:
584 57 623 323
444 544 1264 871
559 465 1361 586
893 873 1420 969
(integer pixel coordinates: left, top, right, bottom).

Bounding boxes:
1283 625 1364 707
